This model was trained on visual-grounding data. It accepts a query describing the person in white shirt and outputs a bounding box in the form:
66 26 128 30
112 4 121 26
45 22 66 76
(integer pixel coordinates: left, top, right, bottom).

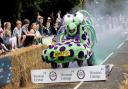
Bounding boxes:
12 20 22 48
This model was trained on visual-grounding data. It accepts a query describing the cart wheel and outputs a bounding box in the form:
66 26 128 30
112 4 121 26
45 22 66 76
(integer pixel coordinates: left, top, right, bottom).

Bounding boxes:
62 62 69 68
77 60 83 67
87 54 94 66
51 62 58 68
41 55 45 62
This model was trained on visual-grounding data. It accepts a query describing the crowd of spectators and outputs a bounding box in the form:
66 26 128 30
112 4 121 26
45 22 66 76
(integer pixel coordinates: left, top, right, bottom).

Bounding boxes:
0 11 62 54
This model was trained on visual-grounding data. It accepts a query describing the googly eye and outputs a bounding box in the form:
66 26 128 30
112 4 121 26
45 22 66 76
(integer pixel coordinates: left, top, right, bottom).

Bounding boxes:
63 14 74 25
74 11 84 24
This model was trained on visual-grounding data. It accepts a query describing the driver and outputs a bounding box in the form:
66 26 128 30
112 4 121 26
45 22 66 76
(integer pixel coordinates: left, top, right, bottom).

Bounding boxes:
66 22 77 39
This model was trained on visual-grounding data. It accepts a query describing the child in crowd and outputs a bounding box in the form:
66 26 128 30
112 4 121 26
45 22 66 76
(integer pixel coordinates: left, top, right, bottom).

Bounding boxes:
12 20 22 48
0 42 10 54
0 20 10 54
23 23 36 46
3 22 17 50
21 19 30 46
33 23 43 45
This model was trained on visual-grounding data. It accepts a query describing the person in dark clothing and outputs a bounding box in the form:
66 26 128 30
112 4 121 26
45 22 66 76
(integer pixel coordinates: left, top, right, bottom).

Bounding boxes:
44 17 53 36
23 23 36 46
52 24 57 35
36 16 46 36
21 19 30 46
0 37 3 43
0 37 10 53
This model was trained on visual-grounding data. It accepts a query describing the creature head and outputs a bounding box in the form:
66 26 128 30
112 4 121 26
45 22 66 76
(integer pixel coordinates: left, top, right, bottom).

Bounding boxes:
63 12 85 37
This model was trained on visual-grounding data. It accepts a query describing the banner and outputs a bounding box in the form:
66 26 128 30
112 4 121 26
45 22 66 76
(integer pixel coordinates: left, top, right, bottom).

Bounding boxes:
0 56 12 86
31 65 108 83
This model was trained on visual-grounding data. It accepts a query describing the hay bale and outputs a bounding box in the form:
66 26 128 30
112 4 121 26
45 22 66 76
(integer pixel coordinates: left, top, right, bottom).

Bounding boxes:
120 79 128 89
1 45 51 89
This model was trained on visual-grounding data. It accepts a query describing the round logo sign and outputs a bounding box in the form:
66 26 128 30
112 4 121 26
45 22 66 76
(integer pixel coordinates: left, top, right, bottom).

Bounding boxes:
49 71 57 81
77 70 85 79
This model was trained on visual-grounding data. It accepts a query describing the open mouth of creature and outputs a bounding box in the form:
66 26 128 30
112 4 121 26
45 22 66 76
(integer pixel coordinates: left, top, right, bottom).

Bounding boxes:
69 29 75 33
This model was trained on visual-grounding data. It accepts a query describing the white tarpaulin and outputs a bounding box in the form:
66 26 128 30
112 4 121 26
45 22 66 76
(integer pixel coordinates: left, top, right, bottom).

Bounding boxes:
31 65 113 83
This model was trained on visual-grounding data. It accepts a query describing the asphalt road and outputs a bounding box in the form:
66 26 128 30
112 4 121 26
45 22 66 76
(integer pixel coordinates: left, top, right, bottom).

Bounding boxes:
20 25 127 89
75 40 128 89
33 36 128 89
23 29 128 89
28 25 128 89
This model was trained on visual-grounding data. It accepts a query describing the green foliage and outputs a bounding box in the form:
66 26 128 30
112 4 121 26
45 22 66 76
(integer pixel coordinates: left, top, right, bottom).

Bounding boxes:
14 0 81 21
0 0 83 24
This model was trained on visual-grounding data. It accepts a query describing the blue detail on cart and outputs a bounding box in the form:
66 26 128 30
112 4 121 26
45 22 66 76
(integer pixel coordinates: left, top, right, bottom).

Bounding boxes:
0 56 12 87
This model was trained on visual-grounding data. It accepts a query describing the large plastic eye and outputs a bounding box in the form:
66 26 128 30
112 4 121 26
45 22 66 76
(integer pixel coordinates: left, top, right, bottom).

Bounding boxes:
74 11 84 24
63 14 74 25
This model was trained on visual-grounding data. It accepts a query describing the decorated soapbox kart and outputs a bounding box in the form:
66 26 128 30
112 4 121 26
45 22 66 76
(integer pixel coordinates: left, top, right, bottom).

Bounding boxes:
41 10 96 68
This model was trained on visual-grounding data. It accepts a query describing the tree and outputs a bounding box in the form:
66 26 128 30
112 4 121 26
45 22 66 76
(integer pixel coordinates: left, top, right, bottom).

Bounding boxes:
0 0 82 23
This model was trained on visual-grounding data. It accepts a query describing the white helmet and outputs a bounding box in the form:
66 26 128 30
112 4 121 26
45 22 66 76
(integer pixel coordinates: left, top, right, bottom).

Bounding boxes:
63 13 74 25
74 11 84 24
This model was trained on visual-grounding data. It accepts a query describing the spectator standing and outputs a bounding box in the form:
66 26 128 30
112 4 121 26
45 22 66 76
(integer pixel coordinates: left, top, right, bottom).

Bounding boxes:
45 17 52 36
37 16 46 36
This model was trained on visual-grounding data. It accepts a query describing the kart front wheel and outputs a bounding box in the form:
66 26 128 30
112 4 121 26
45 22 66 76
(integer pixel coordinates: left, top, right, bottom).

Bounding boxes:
62 62 69 68
87 54 94 66
77 60 83 67
51 62 58 68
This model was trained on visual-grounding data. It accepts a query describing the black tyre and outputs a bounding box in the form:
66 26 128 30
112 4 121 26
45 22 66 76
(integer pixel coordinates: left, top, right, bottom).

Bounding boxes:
77 60 83 67
62 62 69 68
87 54 94 66
41 55 45 62
51 62 58 68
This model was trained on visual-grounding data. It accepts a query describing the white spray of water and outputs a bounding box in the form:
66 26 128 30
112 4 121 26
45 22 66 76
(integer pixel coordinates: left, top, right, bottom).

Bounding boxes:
85 0 128 64
68 0 128 65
